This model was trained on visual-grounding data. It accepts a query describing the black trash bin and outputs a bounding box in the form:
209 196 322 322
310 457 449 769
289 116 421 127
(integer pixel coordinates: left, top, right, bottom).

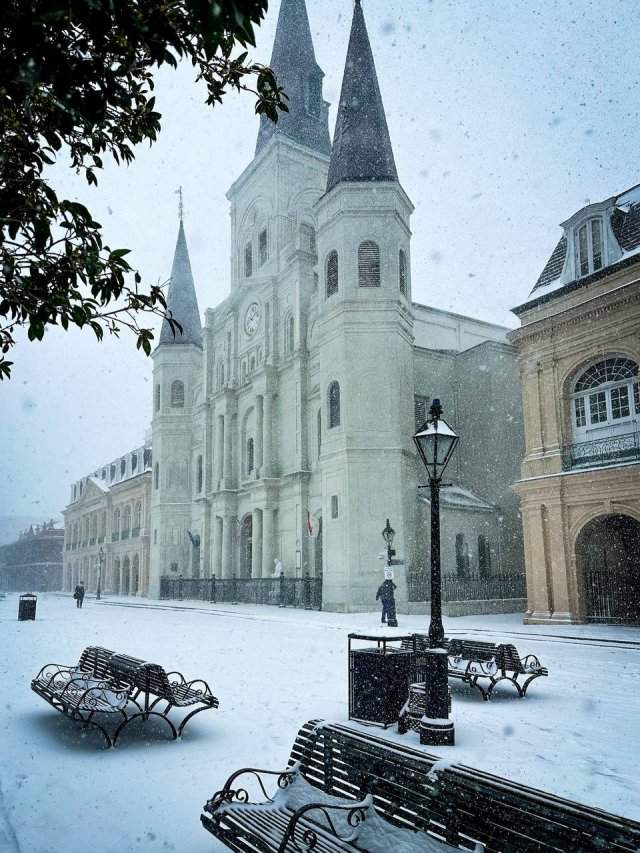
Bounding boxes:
18 593 37 621
348 633 412 728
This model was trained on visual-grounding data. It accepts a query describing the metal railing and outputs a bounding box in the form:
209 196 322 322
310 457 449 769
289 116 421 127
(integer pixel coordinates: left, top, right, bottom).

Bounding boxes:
585 570 640 624
159 572 322 610
562 431 640 470
407 572 527 603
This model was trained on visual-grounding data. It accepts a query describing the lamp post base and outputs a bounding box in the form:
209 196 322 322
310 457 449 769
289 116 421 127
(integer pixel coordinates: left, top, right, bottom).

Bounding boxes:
419 716 455 746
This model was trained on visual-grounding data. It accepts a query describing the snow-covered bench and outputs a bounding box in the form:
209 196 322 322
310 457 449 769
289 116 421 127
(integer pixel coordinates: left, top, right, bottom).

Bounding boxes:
31 646 134 747
202 720 640 853
402 635 548 700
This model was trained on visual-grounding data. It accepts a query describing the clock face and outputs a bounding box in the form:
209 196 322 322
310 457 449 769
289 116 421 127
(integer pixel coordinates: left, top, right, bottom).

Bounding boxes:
244 302 260 336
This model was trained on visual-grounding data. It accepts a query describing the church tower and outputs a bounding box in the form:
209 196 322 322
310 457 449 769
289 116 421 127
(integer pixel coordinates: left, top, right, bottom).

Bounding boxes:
314 0 415 611
148 213 203 597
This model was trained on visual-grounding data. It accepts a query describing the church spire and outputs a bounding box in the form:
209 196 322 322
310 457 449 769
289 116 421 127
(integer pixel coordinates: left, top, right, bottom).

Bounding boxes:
255 0 331 156
159 208 202 348
326 0 398 193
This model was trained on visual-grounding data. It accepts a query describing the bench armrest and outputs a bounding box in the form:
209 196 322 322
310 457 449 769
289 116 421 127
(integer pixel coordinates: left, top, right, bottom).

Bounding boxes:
33 664 74 689
206 766 299 812
278 793 373 853
521 654 544 672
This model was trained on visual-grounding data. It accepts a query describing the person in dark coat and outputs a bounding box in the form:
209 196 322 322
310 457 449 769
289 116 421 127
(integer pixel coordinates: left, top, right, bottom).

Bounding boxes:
376 579 397 624
73 581 85 608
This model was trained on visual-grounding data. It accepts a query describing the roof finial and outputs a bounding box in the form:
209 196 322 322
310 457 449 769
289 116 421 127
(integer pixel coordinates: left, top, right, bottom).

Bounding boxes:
175 185 184 222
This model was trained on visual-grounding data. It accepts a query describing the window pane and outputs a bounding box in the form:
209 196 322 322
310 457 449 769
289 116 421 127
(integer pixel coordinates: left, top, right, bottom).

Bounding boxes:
574 397 586 428
244 242 252 277
578 224 589 276
589 391 607 423
399 249 407 295
611 386 630 419
591 219 603 271
634 381 640 414
326 251 338 296
358 241 381 287
258 229 267 265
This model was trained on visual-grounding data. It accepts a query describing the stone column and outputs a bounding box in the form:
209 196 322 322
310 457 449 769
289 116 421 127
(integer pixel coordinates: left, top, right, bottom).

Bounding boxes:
216 415 224 487
224 411 233 486
222 516 233 579
262 508 275 577
263 392 273 477
213 516 223 577
251 509 263 579
256 394 264 475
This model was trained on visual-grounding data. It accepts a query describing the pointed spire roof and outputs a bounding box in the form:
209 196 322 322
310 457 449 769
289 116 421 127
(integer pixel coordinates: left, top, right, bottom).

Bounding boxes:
255 0 331 157
159 219 202 348
326 0 398 193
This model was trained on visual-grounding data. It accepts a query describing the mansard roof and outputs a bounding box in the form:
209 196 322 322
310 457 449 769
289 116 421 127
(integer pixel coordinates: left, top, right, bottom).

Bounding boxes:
514 183 640 314
255 0 331 157
326 0 398 192
159 220 202 348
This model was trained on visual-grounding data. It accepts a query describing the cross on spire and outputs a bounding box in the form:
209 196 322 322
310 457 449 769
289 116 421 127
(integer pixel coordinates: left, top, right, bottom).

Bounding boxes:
175 185 184 222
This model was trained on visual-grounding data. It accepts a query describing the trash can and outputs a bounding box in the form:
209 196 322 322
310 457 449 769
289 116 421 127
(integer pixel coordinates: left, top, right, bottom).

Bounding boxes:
348 634 412 728
18 593 37 621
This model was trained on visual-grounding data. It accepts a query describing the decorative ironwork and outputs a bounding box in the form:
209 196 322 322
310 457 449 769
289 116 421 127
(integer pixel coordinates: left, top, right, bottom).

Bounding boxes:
407 571 526 603
562 430 640 470
160 575 322 610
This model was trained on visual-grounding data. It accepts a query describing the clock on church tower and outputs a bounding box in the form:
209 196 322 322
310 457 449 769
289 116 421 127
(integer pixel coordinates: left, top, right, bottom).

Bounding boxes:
244 302 260 336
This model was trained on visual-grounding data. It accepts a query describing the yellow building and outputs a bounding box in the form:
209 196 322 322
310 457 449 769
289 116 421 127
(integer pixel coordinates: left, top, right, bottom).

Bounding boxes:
510 184 640 624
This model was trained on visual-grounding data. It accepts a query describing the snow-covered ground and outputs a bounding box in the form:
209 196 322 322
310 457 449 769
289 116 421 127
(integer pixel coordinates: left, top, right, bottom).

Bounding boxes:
1 593 639 852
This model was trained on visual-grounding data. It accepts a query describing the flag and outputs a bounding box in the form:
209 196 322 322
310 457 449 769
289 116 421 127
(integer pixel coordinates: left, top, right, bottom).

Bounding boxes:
307 510 315 538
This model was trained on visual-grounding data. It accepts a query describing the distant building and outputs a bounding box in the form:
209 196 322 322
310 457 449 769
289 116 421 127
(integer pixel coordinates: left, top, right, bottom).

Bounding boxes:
0 522 64 591
510 184 640 624
145 0 525 612
62 443 152 596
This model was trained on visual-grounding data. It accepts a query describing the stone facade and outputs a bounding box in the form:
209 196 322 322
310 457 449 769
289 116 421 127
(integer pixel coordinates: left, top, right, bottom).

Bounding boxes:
510 186 640 624
62 444 152 596
146 0 525 611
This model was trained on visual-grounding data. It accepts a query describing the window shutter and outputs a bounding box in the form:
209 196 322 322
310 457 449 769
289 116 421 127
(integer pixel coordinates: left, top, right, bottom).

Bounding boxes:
326 251 338 296
358 241 381 287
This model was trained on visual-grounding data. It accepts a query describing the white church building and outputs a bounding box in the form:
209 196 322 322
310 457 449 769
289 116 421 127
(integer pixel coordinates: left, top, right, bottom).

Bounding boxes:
146 0 525 611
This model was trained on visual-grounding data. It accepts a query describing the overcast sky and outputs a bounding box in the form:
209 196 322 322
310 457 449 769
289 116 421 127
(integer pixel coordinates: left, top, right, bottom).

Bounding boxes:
1 0 638 530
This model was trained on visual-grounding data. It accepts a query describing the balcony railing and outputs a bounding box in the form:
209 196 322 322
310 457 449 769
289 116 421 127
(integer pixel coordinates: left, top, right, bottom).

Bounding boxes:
562 431 640 471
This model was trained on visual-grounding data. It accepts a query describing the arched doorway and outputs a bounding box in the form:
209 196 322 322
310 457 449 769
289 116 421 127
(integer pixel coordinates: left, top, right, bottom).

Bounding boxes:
122 556 130 596
576 514 640 623
240 515 253 578
131 554 140 596
113 558 121 595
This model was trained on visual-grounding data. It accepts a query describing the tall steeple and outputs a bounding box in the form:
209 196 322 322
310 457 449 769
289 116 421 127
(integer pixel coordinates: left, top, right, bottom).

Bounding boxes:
159 211 202 348
326 0 398 192
255 0 331 156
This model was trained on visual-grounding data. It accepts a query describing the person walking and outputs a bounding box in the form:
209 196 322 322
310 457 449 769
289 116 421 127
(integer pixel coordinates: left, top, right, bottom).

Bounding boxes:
73 581 85 608
376 578 396 624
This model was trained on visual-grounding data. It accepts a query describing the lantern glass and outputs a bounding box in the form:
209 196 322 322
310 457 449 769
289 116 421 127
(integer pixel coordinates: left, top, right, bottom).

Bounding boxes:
381 519 395 547
414 416 459 482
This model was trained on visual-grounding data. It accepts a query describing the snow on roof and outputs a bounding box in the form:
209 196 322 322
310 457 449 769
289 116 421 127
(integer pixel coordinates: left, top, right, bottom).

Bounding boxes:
87 476 109 493
615 183 640 211
418 485 495 512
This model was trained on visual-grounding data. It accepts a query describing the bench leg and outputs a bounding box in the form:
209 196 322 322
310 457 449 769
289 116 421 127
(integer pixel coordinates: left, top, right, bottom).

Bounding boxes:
519 673 542 696
467 676 489 701
487 675 523 699
177 704 213 737
71 710 113 748
113 711 178 746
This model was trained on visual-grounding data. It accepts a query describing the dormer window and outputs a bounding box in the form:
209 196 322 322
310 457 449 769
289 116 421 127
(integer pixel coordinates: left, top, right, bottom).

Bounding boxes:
575 218 603 278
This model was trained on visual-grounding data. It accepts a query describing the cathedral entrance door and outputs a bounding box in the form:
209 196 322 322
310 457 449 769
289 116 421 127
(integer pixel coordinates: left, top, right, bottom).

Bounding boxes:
240 515 253 578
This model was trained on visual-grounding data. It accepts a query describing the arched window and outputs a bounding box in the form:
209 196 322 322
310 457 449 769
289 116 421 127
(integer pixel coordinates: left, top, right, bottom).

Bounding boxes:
571 357 639 443
171 380 185 408
244 242 253 278
154 463 159 490
317 409 322 459
326 251 338 297
455 533 468 578
575 218 604 278
358 241 380 287
328 381 341 428
259 228 268 266
154 383 160 412
123 505 131 536
399 249 407 295
247 438 254 474
133 502 142 532
113 508 121 536
100 511 107 539
478 535 491 578
197 455 203 492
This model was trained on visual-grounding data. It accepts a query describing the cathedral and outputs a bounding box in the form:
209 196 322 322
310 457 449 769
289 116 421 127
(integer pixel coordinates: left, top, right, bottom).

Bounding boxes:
147 0 525 612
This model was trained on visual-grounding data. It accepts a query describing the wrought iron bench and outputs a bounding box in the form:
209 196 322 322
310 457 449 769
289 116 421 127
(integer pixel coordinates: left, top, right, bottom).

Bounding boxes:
107 652 219 741
202 720 640 853
31 646 135 747
402 635 548 700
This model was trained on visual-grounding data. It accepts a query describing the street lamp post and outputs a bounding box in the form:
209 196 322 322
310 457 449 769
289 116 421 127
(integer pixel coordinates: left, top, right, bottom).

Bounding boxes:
413 398 459 746
381 519 398 628
96 546 104 601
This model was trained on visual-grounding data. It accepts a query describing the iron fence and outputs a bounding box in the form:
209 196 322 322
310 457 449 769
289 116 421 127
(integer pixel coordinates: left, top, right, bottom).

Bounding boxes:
407 572 527 603
159 573 322 610
562 431 640 470
585 570 640 624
